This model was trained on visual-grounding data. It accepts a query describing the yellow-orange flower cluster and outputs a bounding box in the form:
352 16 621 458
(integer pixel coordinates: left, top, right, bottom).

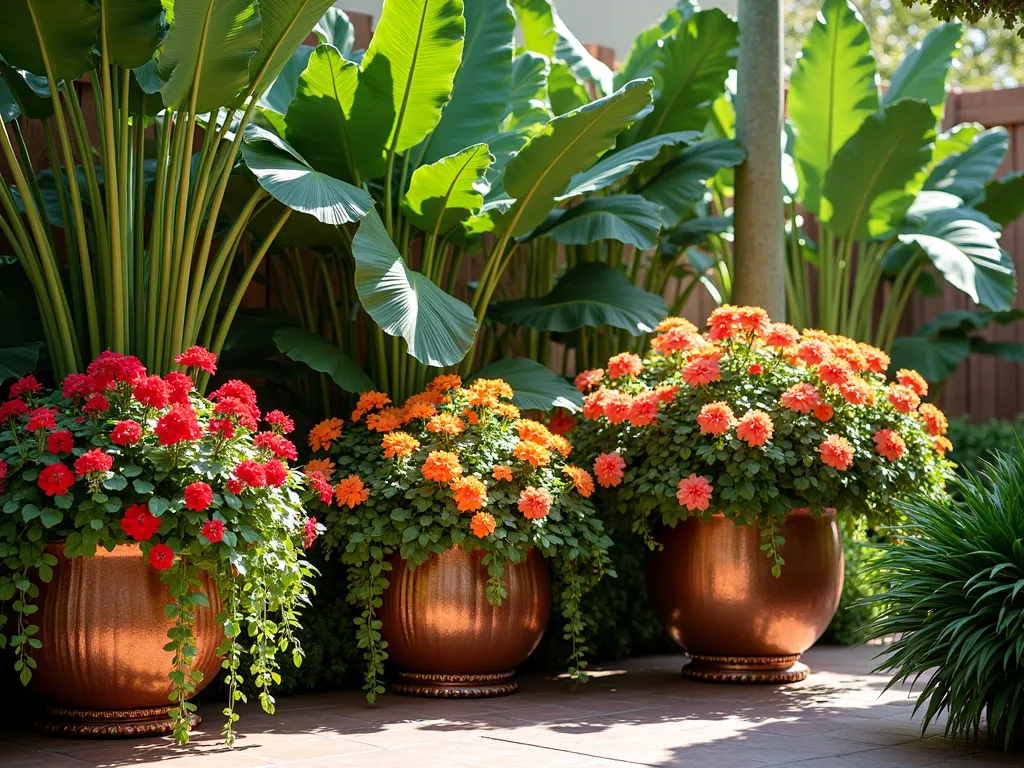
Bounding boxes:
514 440 551 468
562 465 595 497
382 431 420 459
335 474 369 508
449 475 488 512
421 450 462 483
427 412 465 436
309 418 343 452
351 391 391 421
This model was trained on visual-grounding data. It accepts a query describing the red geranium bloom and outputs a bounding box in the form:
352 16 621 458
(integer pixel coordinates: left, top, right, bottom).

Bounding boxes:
121 503 161 541
38 463 74 497
594 452 626 488
235 459 266 488
83 393 110 415
0 459 6 493
184 481 214 512
0 399 29 421
573 368 605 392
10 374 41 399
265 410 295 434
676 474 713 512
254 432 298 461
208 418 235 439
305 471 333 505
148 544 174 570
87 351 145 389
25 407 57 432
226 478 244 495
164 371 194 405
201 519 225 544
75 448 113 477
263 459 288 488
46 430 73 455
547 409 575 436
133 375 171 410
303 517 318 548
61 373 95 400
813 402 834 422
154 405 202 445
111 420 142 446
214 397 260 431
747 364 764 375
175 345 218 375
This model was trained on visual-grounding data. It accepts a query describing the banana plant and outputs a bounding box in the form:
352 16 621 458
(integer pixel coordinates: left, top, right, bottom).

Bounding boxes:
244 0 654 409
0 0 344 381
491 2 743 375
784 0 1023 349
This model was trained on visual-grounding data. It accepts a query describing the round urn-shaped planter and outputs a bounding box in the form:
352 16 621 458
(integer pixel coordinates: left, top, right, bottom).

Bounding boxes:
30 543 223 737
380 546 551 698
647 509 843 683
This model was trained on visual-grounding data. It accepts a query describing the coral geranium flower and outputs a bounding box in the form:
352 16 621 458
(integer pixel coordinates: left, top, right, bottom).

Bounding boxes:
366 407 406 433
422 450 462 483
308 418 344 452
518 486 553 519
304 458 336 481
873 429 906 461
515 419 552 446
682 357 721 387
562 465 595 498
888 384 921 414
493 403 520 420
513 440 551 468
382 431 420 459
650 326 697 354
335 474 370 508
594 452 626 488
697 401 734 435
351 390 391 421
601 391 634 424
676 474 713 512
838 377 874 406
795 339 829 366
656 316 698 333
780 383 821 414
817 357 852 387
492 465 513 482
427 374 462 393
820 434 854 471
934 435 953 455
470 512 496 538
404 402 438 421
607 352 643 379
764 323 799 349
626 391 660 427
896 368 928 397
918 403 948 437
549 434 572 458
813 402 834 422
736 410 774 447
574 368 605 392
450 475 488 512
547 410 575 436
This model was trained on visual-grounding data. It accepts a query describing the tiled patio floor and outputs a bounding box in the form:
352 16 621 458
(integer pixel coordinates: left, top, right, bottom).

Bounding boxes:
0 645 1017 768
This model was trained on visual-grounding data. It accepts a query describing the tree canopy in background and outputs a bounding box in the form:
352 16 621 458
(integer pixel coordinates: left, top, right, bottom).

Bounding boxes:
785 0 1024 89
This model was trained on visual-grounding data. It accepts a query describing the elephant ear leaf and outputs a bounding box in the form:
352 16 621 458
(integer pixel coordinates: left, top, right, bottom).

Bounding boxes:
924 127 1009 206
401 144 493 237
639 138 744 227
0 0 99 82
352 208 478 367
513 0 613 96
976 170 1024 227
490 261 666 335
882 22 961 113
533 195 663 250
314 7 355 56
0 343 41 385
273 327 375 393
469 357 582 412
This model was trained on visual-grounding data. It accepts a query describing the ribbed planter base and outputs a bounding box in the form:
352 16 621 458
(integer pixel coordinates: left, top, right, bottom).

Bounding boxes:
35 706 199 738
392 671 518 699
680 653 810 684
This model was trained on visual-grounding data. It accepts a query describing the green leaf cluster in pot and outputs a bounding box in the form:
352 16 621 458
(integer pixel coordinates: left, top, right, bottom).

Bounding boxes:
240 0 655 412
782 0 1021 352
0 348 318 745
0 0 340 381
303 375 612 701
491 2 744 381
864 448 1024 752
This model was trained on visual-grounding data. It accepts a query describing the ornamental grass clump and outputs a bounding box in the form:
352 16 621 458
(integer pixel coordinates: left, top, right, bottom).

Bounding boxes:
306 375 612 701
0 349 320 745
865 449 1024 751
573 306 950 574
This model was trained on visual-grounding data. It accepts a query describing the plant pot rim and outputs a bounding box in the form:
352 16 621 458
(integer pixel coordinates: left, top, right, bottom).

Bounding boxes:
707 507 836 520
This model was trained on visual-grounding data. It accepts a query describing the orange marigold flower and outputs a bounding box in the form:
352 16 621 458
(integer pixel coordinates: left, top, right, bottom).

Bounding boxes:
493 402 521 420
820 434 854 471
650 326 697 354
492 464 514 482
838 377 874 406
382 431 420 459
594 452 626 488
428 374 462 392
582 389 610 420
860 344 891 374
515 419 552 446
308 418 344 452
427 412 465 436
656 317 698 333
888 384 921 414
366 407 406 433
548 409 576 436
518 486 553 519
795 339 829 366
403 402 438 421
304 458 336 481
934 435 953 455
607 352 643 379
896 368 928 397
574 368 605 392
813 402 834 422
463 408 480 425
351 390 391 420
736 410 774 447
873 429 906 461
549 434 572 457
676 474 713 512
919 403 948 436
781 383 821 414
467 378 514 407
628 391 661 427
682 357 721 387
562 465 595 498
764 323 800 349
513 440 551 468
602 391 634 424
697 401 734 435
450 475 488 512
470 511 496 538
422 450 462 483
818 357 853 387
335 474 369 508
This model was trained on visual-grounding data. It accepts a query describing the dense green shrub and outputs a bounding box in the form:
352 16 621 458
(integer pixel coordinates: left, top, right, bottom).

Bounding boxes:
821 528 882 645
865 450 1024 751
947 415 1024 477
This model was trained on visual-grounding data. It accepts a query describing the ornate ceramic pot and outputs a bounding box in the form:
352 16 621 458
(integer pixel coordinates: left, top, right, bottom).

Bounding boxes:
647 509 843 683
380 546 551 698
30 543 223 737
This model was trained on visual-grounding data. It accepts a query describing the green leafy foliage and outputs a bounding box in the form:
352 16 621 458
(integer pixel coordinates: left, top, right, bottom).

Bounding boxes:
468 358 583 412
273 327 376 393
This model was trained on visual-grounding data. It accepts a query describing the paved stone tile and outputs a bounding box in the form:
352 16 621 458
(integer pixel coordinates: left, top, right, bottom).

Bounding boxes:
0 646 1018 768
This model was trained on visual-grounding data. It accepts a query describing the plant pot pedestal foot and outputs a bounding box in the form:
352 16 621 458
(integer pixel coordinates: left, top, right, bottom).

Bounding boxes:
35 706 200 738
391 671 518 698
680 653 809 684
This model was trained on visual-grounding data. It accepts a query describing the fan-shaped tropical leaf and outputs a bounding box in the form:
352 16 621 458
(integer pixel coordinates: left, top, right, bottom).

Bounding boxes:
402 143 493 236
273 327 375 393
469 357 582 412
548 61 590 116
490 260 666 334
418 0 514 165
351 208 478 367
560 130 700 199
822 99 935 240
930 123 981 169
241 125 374 225
500 78 654 238
639 138 744 226
976 171 1024 227
359 0 465 154
314 7 355 55
789 0 879 216
899 208 1016 311
882 22 960 112
925 127 1009 206
888 335 970 382
158 0 261 112
246 0 338 95
630 9 737 143
535 195 663 249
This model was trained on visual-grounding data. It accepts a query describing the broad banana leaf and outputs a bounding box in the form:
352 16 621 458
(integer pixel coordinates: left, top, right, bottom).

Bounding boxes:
273 327 375 393
639 138 744 227
533 195 663 250
504 52 551 131
314 7 355 55
613 0 697 91
924 127 1009 206
0 0 99 82
513 0 613 96
882 22 961 113
401 144 494 236
976 171 1024 227
560 130 700 199
246 0 339 96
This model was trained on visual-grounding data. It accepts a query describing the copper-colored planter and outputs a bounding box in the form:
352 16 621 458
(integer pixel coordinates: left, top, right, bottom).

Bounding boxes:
30 544 223 737
647 510 843 683
380 546 551 698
